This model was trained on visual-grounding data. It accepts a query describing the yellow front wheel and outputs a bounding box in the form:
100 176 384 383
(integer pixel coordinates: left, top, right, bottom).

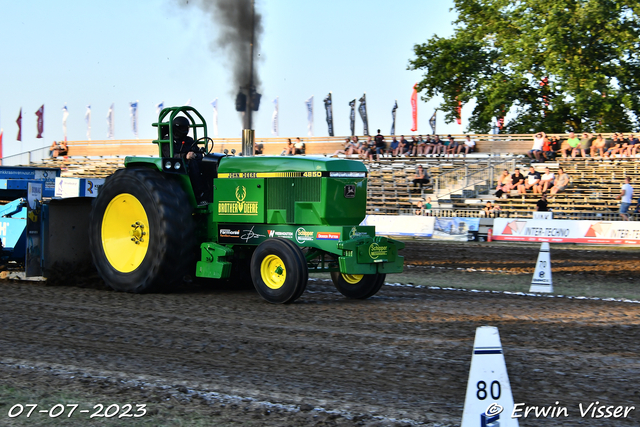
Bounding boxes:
251 238 308 304
260 254 287 289
330 272 386 299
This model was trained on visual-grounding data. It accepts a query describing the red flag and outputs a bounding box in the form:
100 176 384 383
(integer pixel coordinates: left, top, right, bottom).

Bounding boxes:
456 100 462 125
410 83 418 132
35 104 44 138
16 108 22 141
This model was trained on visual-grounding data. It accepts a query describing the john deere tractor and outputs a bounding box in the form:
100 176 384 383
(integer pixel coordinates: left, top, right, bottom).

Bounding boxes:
89 106 404 303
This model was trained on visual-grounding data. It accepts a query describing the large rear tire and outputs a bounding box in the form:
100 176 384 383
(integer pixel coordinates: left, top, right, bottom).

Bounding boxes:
250 238 308 304
89 168 196 293
330 272 386 299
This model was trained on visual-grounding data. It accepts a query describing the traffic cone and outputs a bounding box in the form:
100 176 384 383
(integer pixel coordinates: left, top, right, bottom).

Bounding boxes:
461 326 519 427
529 242 553 293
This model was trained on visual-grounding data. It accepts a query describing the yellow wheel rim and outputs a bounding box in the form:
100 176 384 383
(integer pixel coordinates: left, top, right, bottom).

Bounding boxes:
261 254 286 289
101 194 149 273
342 274 364 284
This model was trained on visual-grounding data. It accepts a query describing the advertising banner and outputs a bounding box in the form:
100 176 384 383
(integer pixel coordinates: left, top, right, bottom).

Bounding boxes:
493 218 640 244
361 215 434 237
432 217 479 241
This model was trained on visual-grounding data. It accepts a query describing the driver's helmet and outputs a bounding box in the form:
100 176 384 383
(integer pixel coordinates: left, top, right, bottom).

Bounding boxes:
172 116 190 139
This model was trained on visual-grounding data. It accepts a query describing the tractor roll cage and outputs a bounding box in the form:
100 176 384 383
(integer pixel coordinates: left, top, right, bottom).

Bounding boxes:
152 106 209 158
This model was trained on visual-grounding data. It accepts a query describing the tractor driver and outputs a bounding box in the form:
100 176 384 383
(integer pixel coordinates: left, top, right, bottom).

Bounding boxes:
165 116 207 206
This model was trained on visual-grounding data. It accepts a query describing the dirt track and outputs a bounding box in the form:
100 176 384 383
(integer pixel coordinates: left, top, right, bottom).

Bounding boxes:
1 241 640 426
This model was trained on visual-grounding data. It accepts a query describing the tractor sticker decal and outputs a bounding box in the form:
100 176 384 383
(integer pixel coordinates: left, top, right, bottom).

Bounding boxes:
316 232 340 240
349 226 369 239
295 227 314 244
218 186 259 216
268 230 294 238
218 171 322 179
219 228 241 238
241 226 266 242
368 242 388 260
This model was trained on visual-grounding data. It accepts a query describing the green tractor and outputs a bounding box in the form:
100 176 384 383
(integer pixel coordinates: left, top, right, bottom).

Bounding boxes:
89 106 404 303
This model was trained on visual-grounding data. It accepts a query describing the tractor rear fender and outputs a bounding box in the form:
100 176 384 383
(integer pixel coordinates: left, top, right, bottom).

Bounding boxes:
124 157 196 206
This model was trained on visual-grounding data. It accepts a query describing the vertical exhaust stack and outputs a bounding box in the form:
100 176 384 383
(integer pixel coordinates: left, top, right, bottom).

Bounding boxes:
242 129 255 157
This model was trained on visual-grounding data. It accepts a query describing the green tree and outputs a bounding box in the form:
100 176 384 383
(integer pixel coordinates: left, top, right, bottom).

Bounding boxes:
408 0 640 133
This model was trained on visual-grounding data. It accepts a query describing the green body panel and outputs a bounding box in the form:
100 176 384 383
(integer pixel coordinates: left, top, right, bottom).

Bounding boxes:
214 156 367 226
195 223 404 278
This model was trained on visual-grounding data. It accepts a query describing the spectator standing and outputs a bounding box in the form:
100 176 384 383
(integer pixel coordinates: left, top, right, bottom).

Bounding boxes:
616 176 633 221
374 129 386 160
536 193 549 211
549 167 569 195
528 132 545 162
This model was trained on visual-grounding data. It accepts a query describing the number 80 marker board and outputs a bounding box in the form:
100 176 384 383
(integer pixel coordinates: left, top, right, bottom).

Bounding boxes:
461 326 519 427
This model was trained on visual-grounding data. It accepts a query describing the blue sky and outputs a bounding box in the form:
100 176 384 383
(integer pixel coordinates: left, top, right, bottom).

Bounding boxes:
0 0 462 157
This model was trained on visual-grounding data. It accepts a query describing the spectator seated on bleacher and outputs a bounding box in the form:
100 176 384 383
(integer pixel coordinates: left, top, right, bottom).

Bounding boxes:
590 134 606 157
495 169 512 198
561 132 582 158
294 137 305 155
510 168 525 194
411 165 430 190
542 136 555 161
537 167 555 194
604 134 623 158
50 140 68 158
458 136 475 157
482 201 501 217
549 167 569 195
528 132 545 163
523 166 541 194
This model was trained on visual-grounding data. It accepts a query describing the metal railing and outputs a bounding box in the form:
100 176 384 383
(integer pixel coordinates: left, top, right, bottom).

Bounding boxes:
1 145 52 166
398 208 629 221
432 158 517 200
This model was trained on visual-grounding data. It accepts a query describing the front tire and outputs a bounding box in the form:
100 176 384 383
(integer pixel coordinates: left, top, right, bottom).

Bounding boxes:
250 238 308 304
89 168 196 293
330 272 386 299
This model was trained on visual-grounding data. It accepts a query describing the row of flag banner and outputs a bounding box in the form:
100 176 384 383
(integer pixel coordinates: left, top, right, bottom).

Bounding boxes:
3 86 447 142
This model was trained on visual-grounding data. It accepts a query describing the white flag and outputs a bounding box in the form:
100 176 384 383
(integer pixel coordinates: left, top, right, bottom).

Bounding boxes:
184 99 191 106
272 97 279 136
85 105 91 140
129 101 139 138
211 99 219 138
107 103 114 139
305 96 313 137
62 104 69 141
156 101 164 117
